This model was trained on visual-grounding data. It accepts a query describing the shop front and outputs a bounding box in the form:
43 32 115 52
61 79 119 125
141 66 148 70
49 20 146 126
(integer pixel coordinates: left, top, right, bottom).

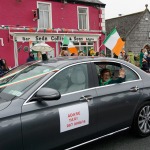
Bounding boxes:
11 32 100 66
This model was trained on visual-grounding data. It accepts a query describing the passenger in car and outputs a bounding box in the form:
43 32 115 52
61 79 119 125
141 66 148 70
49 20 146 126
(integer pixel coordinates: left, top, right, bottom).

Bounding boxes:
99 68 126 86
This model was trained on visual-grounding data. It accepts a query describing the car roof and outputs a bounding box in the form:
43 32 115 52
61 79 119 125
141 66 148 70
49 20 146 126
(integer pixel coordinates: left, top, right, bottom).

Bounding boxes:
37 56 121 68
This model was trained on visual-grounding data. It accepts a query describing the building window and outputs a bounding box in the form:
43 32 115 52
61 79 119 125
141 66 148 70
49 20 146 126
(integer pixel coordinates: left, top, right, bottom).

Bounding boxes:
101 8 105 31
38 2 52 29
79 42 94 56
78 7 89 30
60 41 94 56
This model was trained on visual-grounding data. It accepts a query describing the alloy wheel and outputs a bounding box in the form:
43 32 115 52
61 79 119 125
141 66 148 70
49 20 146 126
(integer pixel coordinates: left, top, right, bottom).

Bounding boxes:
138 105 150 134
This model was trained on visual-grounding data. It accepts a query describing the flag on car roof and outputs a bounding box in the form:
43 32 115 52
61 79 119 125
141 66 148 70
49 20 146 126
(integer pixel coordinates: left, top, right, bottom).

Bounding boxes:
62 36 78 54
103 28 125 56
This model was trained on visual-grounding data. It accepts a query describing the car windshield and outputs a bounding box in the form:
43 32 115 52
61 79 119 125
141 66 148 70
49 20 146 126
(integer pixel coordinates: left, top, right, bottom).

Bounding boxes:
0 63 56 97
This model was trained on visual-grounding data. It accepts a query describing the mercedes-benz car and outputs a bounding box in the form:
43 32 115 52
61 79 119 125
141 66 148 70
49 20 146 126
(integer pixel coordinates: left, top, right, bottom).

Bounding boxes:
0 57 150 150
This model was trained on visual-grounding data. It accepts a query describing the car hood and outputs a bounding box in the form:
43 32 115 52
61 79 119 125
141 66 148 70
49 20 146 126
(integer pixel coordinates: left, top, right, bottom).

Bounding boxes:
0 98 11 111
0 93 15 111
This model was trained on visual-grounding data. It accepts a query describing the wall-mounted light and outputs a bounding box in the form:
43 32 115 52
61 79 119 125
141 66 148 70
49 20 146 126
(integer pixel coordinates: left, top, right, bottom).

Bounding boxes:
63 0 67 4
32 9 39 21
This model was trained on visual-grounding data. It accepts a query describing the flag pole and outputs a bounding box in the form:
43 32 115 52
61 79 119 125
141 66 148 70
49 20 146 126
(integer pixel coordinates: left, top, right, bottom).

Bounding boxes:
111 50 113 58
98 44 103 50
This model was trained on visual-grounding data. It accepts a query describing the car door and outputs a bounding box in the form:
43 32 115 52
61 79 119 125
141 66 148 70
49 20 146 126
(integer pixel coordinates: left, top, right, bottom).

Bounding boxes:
0 97 23 150
92 61 143 134
21 63 98 150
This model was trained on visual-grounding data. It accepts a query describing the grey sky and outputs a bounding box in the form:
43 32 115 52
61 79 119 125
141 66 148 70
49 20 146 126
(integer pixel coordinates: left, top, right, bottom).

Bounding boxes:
101 0 150 19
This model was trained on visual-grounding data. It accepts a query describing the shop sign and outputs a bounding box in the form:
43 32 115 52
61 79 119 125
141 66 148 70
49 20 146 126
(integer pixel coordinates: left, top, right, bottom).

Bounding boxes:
15 34 99 42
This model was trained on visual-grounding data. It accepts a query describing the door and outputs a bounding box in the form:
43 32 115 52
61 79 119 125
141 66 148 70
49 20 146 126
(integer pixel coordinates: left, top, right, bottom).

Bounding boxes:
21 63 98 150
92 61 143 134
0 98 23 150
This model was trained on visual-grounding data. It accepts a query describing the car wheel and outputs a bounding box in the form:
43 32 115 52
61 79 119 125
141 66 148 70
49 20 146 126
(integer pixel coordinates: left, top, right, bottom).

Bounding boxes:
132 101 150 137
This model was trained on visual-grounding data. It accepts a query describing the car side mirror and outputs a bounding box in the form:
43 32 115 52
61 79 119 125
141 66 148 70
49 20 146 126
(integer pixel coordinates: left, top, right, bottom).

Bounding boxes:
34 87 61 101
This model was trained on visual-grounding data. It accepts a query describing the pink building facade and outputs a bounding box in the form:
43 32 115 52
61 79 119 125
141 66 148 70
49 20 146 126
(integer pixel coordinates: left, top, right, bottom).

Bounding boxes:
0 0 106 67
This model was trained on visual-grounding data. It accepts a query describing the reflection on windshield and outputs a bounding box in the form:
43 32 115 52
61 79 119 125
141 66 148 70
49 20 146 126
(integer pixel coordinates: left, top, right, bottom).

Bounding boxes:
0 64 57 97
0 61 40 82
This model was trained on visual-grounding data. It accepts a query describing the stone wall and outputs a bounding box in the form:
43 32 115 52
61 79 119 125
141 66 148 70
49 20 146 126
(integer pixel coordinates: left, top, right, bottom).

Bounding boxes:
125 11 150 54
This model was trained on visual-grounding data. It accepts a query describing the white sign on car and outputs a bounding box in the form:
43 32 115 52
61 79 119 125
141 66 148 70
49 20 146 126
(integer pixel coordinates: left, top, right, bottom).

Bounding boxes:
59 103 89 132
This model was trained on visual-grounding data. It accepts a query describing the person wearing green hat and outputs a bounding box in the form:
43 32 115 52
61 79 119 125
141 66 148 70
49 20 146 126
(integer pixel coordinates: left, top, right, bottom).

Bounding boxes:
139 48 146 69
127 50 135 65
100 51 105 57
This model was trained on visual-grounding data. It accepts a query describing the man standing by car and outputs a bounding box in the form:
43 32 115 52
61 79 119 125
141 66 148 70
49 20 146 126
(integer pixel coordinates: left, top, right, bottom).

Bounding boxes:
26 52 35 62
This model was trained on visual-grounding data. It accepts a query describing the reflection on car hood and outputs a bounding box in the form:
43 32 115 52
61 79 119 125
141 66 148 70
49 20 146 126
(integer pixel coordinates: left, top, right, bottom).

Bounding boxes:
0 96 12 111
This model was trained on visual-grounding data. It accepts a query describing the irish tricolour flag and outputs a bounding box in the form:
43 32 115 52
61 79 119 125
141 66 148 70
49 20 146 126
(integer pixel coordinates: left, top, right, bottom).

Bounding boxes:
62 35 78 54
103 28 125 56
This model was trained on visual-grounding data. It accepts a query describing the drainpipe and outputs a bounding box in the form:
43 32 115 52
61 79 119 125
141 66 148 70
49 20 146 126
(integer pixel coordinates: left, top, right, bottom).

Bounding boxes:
13 36 18 67
56 41 59 57
98 5 103 53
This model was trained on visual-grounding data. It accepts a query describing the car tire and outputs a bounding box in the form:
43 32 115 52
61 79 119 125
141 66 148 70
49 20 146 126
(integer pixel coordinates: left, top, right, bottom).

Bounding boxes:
132 101 150 137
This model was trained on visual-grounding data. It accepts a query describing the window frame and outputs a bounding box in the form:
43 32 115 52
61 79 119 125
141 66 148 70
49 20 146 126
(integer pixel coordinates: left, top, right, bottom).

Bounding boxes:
77 6 89 30
43 62 93 95
91 61 141 87
37 1 52 29
73 41 94 56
